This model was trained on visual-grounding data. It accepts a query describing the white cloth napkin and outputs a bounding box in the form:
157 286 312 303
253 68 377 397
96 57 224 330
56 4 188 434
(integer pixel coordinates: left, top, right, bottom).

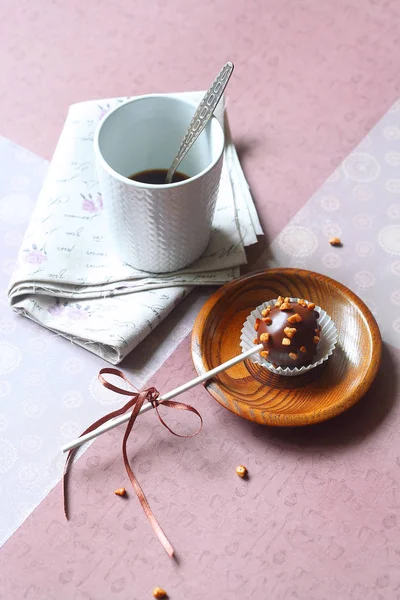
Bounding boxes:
8 92 263 363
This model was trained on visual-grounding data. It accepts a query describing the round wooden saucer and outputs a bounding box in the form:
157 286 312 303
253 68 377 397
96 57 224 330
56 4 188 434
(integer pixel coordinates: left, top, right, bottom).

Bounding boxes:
191 268 382 426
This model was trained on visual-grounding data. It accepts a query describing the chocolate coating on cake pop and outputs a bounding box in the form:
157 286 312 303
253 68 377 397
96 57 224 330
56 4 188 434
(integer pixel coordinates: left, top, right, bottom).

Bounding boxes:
257 301 320 367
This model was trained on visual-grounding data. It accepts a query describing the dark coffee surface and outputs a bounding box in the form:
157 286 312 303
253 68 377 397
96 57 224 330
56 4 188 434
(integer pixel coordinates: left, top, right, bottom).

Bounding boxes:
128 169 189 185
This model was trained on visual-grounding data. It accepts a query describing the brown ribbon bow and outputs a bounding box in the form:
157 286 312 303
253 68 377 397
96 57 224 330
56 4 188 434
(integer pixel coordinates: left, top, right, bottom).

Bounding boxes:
63 367 203 558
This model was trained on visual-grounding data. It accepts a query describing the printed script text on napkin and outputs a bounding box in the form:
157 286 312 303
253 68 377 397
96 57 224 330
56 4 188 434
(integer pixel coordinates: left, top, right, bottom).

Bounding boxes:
8 92 262 363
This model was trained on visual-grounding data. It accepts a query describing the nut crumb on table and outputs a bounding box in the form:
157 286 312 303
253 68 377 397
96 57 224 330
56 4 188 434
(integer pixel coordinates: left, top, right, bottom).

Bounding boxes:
329 236 342 246
236 465 247 478
153 587 167 599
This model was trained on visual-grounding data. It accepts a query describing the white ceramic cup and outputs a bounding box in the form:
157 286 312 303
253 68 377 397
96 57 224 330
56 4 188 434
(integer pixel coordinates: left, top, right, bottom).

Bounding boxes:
94 94 225 273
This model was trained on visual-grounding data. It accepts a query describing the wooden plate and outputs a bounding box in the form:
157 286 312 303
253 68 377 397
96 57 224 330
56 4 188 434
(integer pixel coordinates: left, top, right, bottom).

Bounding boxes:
191 268 382 426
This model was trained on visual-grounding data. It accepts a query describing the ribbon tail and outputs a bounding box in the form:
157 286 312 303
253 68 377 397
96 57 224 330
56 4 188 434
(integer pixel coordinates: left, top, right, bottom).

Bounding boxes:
63 395 138 520
63 366 202 559
122 391 175 558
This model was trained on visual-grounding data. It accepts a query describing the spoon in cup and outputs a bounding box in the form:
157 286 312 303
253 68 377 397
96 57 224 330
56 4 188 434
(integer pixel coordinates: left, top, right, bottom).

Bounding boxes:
165 61 234 184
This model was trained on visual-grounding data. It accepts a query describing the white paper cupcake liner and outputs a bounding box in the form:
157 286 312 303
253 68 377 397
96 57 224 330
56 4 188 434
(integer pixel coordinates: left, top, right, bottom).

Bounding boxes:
240 298 338 377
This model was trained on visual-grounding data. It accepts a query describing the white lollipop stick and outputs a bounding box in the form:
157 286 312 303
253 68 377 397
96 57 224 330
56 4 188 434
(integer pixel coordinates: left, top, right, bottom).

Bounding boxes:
61 344 264 453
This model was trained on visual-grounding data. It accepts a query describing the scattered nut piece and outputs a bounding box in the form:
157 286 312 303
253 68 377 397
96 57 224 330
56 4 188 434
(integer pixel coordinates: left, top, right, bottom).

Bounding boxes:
329 237 342 246
254 318 260 332
287 313 302 324
307 303 316 311
298 299 307 307
300 346 307 353
283 326 297 339
284 297 291 303
114 488 126 497
280 302 292 311
253 338 258 345
260 350 269 359
261 307 271 317
262 316 272 324
315 328 319 334
275 295 284 307
289 352 298 360
153 587 167 599
313 336 320 344
260 332 269 343
236 465 247 478
282 337 291 346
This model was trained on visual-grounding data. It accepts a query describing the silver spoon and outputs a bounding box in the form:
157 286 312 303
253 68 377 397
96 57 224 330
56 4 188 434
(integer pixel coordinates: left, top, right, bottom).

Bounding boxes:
165 61 234 184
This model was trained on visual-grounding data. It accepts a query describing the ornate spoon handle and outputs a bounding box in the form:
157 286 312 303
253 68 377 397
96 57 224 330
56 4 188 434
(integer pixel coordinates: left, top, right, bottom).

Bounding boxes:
165 61 234 184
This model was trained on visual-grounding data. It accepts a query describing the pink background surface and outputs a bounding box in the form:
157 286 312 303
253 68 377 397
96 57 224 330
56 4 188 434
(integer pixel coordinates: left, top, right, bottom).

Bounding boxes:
1 340 400 599
0 0 399 240
1 0 400 598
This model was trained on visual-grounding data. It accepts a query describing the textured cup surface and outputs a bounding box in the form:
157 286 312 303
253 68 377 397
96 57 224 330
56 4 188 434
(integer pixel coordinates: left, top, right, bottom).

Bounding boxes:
94 95 225 273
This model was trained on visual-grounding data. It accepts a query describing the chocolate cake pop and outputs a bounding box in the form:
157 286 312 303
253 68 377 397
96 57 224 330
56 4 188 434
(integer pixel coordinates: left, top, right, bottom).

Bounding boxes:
255 296 321 368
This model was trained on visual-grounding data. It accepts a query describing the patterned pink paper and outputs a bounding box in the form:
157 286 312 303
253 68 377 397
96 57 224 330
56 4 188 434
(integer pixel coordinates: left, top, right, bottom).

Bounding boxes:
2 0 400 243
2 0 400 597
0 339 399 599
258 100 400 350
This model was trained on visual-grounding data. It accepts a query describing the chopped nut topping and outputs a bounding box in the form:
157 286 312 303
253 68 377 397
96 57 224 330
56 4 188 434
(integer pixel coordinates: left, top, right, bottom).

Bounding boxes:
282 337 291 346
260 350 269 359
307 303 316 310
315 328 319 334
114 488 126 497
253 338 258 344
280 302 292 311
300 346 307 353
275 295 284 307
260 332 269 343
329 236 342 246
284 297 291 303
289 352 298 360
313 336 320 344
287 313 302 324
153 587 167 599
261 307 271 317
298 299 307 307
262 316 272 324
283 326 297 339
254 318 260 332
236 465 247 478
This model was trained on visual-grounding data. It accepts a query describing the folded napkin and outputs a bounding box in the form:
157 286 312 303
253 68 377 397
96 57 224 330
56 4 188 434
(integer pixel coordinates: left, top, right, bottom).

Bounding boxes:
8 92 263 363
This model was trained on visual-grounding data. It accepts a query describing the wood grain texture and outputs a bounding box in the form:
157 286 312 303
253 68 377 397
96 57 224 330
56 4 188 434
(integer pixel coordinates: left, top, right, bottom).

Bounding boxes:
191 268 382 426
